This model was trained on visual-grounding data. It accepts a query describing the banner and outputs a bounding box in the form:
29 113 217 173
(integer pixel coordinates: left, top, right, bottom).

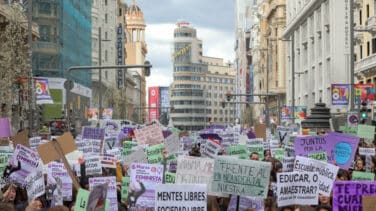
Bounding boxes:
154 184 207 211
280 106 307 120
294 156 339 196
201 138 221 158
212 156 271 198
34 78 53 104
130 163 163 208
164 133 180 156
294 132 359 169
89 176 117 211
331 84 350 105
87 108 99 121
148 87 160 122
102 108 113 120
276 172 319 207
333 181 376 211
355 83 375 103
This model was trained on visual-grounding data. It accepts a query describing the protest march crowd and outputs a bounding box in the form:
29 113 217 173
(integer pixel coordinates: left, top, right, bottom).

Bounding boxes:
0 117 375 211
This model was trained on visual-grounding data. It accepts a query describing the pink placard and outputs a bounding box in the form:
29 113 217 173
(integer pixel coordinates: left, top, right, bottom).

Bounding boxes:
0 117 11 138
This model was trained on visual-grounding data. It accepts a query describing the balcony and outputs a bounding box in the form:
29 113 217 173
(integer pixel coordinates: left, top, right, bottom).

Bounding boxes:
354 31 364 44
366 16 376 33
355 54 376 75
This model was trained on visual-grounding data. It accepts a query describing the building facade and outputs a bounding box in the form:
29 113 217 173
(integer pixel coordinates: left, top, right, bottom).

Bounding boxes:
354 0 376 86
170 23 236 131
124 1 148 123
283 0 352 114
32 0 92 88
253 0 286 125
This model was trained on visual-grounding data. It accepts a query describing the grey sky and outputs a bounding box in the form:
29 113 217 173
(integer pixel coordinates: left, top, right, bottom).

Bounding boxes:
130 0 235 87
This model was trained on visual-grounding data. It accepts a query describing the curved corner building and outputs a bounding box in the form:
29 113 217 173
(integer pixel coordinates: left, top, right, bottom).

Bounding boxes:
170 23 235 131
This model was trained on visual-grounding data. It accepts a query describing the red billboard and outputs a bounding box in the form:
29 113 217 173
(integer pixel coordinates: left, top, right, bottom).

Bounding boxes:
148 87 160 122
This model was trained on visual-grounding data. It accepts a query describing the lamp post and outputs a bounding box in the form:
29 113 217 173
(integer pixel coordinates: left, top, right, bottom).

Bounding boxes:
65 62 152 131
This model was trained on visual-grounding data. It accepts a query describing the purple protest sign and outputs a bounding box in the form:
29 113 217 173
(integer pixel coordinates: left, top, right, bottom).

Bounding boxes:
294 132 359 169
227 196 264 211
333 181 376 211
82 126 105 140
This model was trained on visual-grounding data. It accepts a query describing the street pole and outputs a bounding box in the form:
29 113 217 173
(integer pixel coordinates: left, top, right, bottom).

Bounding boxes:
350 0 355 111
291 33 295 124
265 36 270 128
27 0 33 136
98 27 102 123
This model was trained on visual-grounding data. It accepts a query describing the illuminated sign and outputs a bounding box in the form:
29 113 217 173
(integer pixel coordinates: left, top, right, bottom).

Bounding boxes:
173 44 191 60
117 24 123 88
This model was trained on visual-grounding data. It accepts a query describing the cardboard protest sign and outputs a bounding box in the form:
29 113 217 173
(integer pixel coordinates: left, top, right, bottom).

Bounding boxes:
121 176 130 201
255 124 266 141
145 143 164 158
212 156 271 198
362 196 376 211
134 124 164 145
123 149 148 166
89 176 117 211
351 171 375 181
333 181 376 211
164 133 180 156
294 156 339 196
74 188 90 211
130 163 163 208
12 130 29 148
47 162 73 201
277 126 292 145
201 138 221 158
284 146 295 157
85 157 102 175
276 172 319 207
154 184 207 211
37 132 77 164
357 124 375 140
25 163 45 201
76 139 101 155
294 132 359 169
82 126 105 140
7 144 40 185
227 196 264 211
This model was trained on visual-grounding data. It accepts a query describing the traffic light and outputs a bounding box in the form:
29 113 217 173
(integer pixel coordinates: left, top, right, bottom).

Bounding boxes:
226 91 231 101
221 100 226 108
144 61 151 77
361 101 367 124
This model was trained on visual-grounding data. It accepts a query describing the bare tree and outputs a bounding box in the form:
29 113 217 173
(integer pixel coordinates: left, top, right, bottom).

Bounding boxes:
0 3 29 118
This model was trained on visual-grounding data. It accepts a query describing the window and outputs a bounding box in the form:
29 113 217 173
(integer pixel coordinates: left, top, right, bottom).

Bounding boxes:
105 50 108 61
359 10 362 25
119 8 122 16
105 14 108 24
360 45 363 59
367 4 370 18
105 0 107 5
39 25 50 42
372 38 376 54
39 2 51 14
105 32 108 40
105 71 108 79
367 42 370 56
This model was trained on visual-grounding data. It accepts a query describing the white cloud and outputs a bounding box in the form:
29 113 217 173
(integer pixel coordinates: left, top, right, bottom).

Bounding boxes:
145 23 235 90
